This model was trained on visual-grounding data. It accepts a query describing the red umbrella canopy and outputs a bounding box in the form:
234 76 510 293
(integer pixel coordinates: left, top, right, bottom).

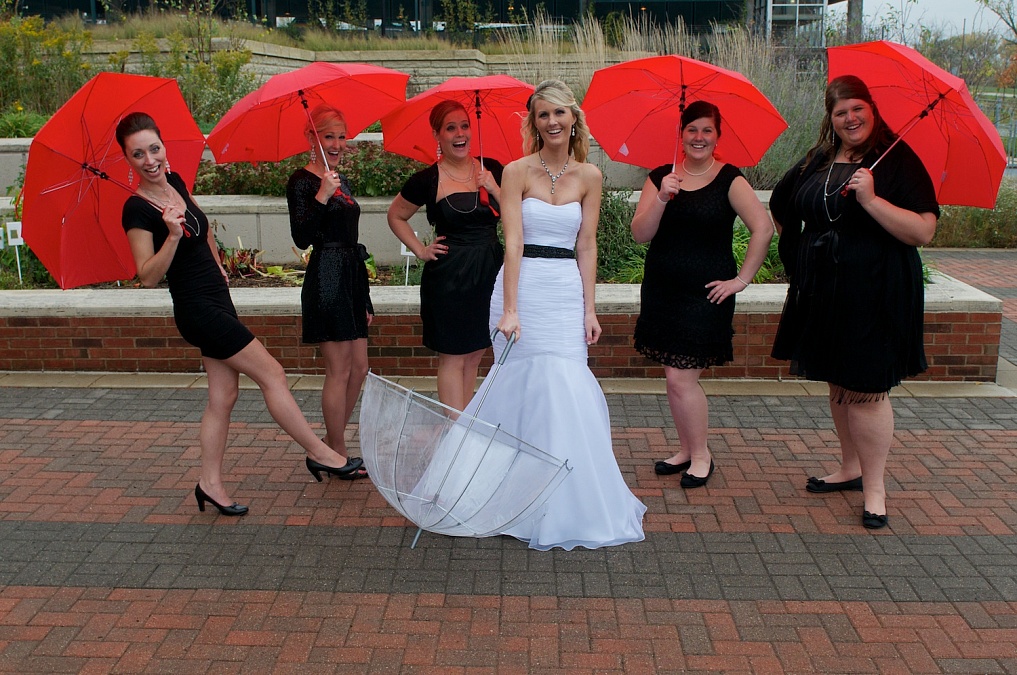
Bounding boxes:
583 55 788 169
828 40 1006 209
381 75 535 165
21 72 206 289
207 62 409 165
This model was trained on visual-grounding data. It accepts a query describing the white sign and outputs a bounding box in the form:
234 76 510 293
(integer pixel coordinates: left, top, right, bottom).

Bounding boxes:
5 221 24 247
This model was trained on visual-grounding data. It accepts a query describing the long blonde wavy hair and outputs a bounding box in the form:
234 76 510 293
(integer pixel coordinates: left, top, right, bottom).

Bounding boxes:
522 79 590 163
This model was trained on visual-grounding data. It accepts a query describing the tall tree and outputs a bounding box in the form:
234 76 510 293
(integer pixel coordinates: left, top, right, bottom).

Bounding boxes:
978 0 1017 42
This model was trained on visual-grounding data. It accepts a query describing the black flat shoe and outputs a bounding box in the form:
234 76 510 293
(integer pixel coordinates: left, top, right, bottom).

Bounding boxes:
806 476 863 493
680 460 715 489
654 459 692 475
194 483 248 516
862 510 889 529
305 456 368 482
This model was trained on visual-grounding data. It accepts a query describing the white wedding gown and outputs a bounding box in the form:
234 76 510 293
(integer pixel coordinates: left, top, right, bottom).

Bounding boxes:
464 197 647 551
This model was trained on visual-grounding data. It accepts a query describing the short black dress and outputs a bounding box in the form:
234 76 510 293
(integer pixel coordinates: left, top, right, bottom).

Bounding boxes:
634 163 742 369
770 141 940 394
121 172 255 360
399 159 504 355
287 169 374 345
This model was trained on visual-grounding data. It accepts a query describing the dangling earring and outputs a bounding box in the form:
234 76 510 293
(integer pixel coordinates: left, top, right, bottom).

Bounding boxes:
127 168 134 185
436 142 442 160
165 158 171 175
310 146 317 165
571 125 576 137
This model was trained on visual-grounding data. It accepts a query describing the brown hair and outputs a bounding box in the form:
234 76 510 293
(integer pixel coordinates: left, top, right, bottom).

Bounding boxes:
522 79 590 163
806 75 895 168
681 100 722 138
115 112 161 151
429 100 469 134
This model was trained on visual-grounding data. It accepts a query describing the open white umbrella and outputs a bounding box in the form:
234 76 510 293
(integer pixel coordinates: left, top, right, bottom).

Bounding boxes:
358 336 571 547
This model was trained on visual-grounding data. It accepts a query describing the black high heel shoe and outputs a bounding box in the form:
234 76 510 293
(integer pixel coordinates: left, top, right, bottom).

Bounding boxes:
194 483 248 516
680 460 715 489
305 456 367 482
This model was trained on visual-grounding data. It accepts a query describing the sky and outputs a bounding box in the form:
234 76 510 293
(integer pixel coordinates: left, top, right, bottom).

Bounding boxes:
827 0 1003 36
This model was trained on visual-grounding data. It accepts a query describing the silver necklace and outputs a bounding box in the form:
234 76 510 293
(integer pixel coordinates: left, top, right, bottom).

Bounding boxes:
682 157 716 176
538 152 569 194
140 184 200 238
822 160 854 223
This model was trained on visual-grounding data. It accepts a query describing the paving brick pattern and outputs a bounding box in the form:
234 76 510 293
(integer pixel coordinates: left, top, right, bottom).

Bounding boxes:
1 250 1016 672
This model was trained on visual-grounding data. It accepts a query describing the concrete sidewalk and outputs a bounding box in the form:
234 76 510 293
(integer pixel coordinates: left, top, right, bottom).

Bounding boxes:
0 249 1014 673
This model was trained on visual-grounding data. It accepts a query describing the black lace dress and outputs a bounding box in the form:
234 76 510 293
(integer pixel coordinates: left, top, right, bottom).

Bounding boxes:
287 168 373 344
399 159 504 355
634 163 743 369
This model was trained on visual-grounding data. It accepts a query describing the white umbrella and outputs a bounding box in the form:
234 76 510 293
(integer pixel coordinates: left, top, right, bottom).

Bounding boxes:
359 337 571 547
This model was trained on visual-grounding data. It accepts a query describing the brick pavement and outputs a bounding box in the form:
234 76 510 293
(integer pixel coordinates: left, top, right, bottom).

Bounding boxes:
1 250 1016 673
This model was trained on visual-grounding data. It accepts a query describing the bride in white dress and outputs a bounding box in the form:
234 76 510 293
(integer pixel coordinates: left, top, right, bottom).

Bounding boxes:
464 79 646 551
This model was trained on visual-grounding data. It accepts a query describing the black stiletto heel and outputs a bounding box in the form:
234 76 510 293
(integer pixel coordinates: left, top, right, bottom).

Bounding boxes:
194 484 248 516
305 456 366 482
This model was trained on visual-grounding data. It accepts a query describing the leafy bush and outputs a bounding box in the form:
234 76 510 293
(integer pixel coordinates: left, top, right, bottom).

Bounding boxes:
0 16 94 115
596 187 645 282
194 143 424 197
0 236 57 289
0 106 47 137
932 176 1017 248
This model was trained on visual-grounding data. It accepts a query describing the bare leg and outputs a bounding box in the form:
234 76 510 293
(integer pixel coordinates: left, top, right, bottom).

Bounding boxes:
197 356 241 505
822 386 863 484
436 349 485 412
318 339 369 456
843 392 893 516
223 338 353 468
661 366 711 476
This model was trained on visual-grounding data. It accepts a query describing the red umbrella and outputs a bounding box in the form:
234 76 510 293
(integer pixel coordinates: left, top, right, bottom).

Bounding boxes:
207 62 409 168
21 72 206 289
381 75 534 165
828 40 1006 209
583 55 788 169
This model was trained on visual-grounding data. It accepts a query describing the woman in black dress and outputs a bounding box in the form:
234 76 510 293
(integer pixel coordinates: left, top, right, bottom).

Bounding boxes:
287 104 371 478
770 76 939 529
118 112 365 517
387 100 503 412
630 100 773 489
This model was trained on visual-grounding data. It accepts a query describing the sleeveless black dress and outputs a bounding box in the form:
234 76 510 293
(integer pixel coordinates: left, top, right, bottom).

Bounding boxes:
399 159 504 355
287 169 373 344
121 172 255 360
634 163 743 368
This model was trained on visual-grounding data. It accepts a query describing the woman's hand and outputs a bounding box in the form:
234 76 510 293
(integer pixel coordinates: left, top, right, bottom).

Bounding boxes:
585 312 602 345
845 167 875 205
419 235 448 261
316 170 343 203
477 167 499 194
497 309 520 342
161 205 186 241
657 171 683 201
705 277 748 304
366 311 374 327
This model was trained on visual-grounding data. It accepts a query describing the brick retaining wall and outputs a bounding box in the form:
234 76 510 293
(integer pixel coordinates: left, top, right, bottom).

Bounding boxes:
0 280 1002 381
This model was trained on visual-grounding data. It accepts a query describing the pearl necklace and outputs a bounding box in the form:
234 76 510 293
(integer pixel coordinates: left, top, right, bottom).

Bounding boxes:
682 157 716 176
538 152 569 194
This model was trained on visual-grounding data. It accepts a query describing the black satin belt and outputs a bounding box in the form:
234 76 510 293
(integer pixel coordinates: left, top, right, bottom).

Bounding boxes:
522 244 575 259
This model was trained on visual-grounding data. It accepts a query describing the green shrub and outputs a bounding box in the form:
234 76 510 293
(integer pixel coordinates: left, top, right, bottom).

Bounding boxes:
0 107 47 137
194 143 425 197
0 236 58 289
0 16 94 115
932 176 1017 248
596 188 644 282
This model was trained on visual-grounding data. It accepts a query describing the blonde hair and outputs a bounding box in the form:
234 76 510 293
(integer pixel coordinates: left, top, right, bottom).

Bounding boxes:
522 79 590 163
305 104 346 137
